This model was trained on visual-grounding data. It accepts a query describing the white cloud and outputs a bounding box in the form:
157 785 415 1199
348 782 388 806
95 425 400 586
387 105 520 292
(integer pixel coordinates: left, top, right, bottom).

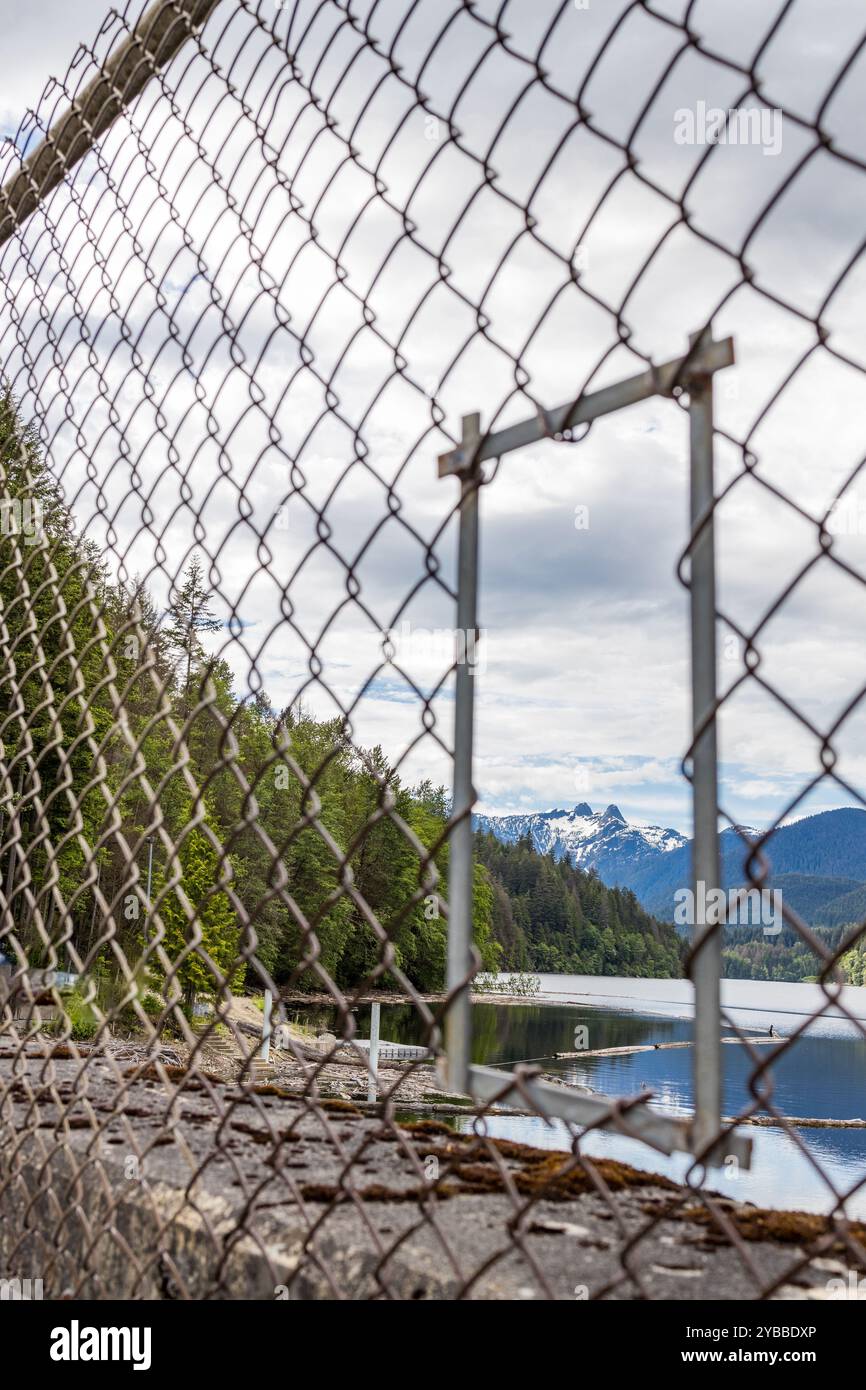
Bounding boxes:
3 0 866 836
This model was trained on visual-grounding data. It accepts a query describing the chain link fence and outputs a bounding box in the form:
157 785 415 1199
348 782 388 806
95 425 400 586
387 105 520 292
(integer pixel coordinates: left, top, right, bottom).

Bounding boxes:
0 0 865 1301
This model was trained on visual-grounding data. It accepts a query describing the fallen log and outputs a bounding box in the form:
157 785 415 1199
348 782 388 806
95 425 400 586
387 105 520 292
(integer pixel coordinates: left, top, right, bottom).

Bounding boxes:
734 1114 866 1129
555 1036 776 1060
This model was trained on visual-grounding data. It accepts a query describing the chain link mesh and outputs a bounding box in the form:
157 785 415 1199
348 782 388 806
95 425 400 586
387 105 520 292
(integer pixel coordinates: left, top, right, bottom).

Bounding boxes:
0 0 864 1301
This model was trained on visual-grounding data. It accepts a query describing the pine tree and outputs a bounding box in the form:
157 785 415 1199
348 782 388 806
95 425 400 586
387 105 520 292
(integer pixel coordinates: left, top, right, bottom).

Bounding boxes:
155 802 240 1008
163 554 222 715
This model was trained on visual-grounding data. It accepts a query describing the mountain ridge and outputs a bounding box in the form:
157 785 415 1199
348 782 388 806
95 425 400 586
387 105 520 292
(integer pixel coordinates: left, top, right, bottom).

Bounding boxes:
473 802 688 886
474 803 866 930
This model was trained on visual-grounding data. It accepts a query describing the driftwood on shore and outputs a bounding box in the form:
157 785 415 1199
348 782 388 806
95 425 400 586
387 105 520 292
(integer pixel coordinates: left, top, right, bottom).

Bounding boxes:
554 1036 777 1060
736 1114 866 1129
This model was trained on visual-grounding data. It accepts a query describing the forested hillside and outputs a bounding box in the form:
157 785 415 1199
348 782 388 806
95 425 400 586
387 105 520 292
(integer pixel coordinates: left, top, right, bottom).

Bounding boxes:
8 374 861 999
23 363 864 994
476 831 683 978
720 925 840 982
0 391 501 1004
0 391 691 1002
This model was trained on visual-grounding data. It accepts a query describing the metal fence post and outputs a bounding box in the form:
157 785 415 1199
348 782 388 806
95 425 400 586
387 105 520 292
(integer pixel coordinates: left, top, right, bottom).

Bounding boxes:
260 988 272 1062
367 1001 381 1103
443 413 482 1092
436 340 744 1163
687 328 723 1159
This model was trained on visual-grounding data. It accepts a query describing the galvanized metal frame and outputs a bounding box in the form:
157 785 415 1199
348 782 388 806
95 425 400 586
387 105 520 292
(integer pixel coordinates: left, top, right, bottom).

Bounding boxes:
0 0 221 249
438 329 751 1167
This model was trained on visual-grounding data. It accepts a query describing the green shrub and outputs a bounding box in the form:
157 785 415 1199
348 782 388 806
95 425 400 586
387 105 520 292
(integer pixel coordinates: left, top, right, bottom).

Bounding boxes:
60 990 99 1040
140 992 163 1019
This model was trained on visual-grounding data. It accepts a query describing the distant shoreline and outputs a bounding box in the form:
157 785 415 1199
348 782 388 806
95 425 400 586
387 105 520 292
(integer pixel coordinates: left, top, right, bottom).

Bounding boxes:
276 986 682 1014
279 975 866 1030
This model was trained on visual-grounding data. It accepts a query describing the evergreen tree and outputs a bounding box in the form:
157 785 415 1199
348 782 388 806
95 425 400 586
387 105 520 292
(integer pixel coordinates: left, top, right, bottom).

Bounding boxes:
163 554 222 714
156 801 240 1007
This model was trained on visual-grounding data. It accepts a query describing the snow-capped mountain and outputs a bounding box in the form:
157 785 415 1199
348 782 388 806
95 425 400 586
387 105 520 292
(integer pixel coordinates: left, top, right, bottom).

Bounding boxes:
475 804 866 928
473 802 687 884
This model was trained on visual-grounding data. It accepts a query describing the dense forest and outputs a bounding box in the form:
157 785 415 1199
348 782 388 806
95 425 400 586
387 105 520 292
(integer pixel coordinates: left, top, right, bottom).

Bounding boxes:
0 390 502 1008
476 831 683 977
722 924 866 984
0 390 687 1016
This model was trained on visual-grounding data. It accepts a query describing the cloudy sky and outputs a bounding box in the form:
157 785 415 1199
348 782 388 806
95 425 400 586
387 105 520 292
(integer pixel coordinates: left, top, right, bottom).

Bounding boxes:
2 0 866 837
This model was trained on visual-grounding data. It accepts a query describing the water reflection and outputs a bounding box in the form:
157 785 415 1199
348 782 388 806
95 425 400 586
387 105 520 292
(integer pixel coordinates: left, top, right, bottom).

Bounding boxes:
289 979 866 1214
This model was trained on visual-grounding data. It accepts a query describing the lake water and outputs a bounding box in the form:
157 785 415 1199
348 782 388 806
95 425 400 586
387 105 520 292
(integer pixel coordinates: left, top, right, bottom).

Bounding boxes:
290 975 866 1215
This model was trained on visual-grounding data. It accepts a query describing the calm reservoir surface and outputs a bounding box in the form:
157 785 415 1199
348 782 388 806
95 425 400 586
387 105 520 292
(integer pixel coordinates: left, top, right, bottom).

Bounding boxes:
291 974 866 1215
